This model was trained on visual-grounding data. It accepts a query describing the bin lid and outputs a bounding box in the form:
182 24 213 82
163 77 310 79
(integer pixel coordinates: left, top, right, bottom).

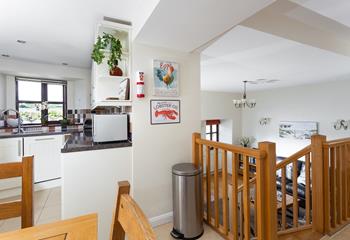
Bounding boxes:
172 163 201 176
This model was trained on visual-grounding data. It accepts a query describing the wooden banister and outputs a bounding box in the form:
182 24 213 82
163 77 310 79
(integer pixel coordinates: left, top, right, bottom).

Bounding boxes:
195 138 265 159
311 134 327 233
257 141 278 240
276 145 311 170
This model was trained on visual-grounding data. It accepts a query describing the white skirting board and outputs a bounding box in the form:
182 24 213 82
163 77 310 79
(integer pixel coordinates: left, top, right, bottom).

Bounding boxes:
149 211 173 227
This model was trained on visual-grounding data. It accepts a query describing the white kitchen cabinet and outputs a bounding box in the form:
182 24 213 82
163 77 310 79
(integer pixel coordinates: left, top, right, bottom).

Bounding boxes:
23 135 62 183
0 137 23 197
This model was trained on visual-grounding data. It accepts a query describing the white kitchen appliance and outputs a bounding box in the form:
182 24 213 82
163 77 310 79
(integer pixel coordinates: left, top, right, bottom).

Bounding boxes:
92 114 128 142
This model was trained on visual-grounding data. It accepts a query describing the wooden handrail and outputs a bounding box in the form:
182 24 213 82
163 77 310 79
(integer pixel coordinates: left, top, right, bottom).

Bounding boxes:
196 138 266 159
324 137 350 147
276 145 311 170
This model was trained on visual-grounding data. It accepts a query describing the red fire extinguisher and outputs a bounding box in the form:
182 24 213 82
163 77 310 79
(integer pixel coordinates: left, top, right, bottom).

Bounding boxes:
136 71 145 98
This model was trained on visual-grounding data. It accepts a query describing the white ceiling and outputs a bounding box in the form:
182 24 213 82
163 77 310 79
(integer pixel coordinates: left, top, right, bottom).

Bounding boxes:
290 0 350 28
135 0 275 52
201 0 350 92
201 25 350 92
0 0 159 69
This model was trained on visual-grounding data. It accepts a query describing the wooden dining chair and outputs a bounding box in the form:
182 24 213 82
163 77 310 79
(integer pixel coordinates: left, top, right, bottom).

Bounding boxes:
0 156 34 228
110 181 156 240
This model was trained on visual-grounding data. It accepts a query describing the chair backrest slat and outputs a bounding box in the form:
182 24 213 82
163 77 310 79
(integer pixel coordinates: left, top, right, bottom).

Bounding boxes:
0 162 22 179
0 201 22 220
110 181 156 240
0 156 34 228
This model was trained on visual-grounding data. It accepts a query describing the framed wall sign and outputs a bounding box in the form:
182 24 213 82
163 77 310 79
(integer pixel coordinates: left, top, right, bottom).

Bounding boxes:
150 100 180 125
153 60 179 97
279 121 318 140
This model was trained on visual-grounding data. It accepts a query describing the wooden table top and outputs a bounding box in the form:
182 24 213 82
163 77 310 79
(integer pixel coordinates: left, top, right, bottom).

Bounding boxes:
0 214 97 240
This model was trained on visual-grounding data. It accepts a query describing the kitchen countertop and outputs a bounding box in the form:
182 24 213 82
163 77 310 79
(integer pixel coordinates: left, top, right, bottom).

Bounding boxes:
0 128 79 139
61 130 132 153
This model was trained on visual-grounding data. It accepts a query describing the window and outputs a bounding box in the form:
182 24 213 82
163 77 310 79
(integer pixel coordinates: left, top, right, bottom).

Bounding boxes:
16 77 67 124
206 120 220 142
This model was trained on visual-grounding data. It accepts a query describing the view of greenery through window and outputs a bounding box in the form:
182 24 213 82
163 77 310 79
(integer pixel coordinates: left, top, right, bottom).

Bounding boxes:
17 79 66 124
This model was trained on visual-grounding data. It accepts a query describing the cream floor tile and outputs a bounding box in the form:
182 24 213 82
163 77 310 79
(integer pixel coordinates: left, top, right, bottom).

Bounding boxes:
38 204 61 222
36 216 61 225
0 217 21 233
34 189 51 210
45 187 61 207
154 223 223 239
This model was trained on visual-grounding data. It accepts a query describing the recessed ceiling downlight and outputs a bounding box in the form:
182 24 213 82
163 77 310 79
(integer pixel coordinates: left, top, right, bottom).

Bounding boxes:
1 54 10 57
17 40 26 44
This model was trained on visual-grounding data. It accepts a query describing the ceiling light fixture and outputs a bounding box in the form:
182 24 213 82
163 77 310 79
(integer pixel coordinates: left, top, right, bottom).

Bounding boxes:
17 40 26 44
1 54 10 58
233 81 256 109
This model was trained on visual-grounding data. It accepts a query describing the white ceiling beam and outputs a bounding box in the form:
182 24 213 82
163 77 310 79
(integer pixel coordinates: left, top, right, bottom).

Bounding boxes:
241 0 350 58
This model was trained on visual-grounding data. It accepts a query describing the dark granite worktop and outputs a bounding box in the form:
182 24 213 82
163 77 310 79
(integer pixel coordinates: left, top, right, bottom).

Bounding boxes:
0 127 132 153
61 130 132 153
0 128 79 139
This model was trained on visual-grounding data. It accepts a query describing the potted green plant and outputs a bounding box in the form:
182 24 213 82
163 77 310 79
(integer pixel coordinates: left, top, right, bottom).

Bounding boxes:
60 118 70 131
91 33 123 76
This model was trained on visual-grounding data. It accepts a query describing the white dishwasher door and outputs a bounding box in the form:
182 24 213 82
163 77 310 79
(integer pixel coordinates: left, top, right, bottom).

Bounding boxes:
24 135 62 183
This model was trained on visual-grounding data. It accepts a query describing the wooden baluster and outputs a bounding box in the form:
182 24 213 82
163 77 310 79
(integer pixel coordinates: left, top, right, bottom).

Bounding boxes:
311 135 326 233
256 142 277 240
222 150 228 235
305 153 311 225
293 161 299 228
232 153 239 239
243 155 251 240
342 145 347 221
254 181 258 237
336 146 342 225
206 145 211 225
330 147 336 228
323 146 330 232
281 167 287 230
199 144 204 221
240 191 244 240
214 148 219 228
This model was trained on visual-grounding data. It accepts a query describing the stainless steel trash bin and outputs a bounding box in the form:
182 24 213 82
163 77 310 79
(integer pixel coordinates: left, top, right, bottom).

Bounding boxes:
171 163 203 239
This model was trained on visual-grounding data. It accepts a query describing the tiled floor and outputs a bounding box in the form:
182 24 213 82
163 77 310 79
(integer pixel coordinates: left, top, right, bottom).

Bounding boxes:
0 187 61 233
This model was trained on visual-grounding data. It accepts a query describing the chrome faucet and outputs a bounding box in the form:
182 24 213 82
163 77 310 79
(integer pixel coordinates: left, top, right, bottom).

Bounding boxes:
1 109 23 133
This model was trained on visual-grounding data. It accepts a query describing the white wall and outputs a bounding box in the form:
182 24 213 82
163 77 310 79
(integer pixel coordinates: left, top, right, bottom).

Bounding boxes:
201 91 242 144
242 79 350 157
0 74 5 110
132 43 201 220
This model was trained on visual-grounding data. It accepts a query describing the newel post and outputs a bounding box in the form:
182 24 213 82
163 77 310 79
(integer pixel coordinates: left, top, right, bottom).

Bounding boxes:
192 133 201 167
311 134 327 233
257 141 277 240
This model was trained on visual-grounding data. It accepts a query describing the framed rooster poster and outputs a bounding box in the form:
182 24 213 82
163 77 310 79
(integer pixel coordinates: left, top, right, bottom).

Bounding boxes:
153 60 179 97
150 100 180 125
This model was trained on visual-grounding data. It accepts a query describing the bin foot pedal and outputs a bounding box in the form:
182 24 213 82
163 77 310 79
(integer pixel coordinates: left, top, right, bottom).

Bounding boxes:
171 228 184 239
170 228 204 240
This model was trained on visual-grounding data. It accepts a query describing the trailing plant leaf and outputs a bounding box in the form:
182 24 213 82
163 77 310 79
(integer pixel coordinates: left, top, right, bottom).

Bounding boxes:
91 32 123 70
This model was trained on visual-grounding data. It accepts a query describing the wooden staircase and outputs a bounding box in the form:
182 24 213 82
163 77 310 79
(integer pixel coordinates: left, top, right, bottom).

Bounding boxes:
192 133 350 240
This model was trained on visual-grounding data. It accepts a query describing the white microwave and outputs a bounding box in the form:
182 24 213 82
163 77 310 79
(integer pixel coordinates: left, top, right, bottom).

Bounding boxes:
92 114 128 143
